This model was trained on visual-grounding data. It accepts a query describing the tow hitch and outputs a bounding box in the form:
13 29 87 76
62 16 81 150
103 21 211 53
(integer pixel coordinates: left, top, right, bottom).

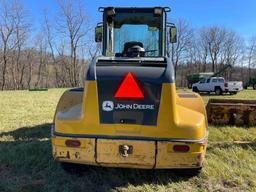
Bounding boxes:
119 145 133 157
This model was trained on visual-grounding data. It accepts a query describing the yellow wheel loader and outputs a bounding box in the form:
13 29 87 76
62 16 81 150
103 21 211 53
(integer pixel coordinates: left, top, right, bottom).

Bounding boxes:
51 7 208 174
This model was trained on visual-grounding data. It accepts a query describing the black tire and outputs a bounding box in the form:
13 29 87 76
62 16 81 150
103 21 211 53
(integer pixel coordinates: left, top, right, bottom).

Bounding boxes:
253 84 256 90
230 92 237 95
192 87 198 93
60 162 77 172
60 162 89 174
173 167 202 177
215 87 222 95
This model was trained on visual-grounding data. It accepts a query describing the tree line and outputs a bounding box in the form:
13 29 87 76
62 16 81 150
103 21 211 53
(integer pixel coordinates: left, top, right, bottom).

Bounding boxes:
171 19 256 86
0 0 99 90
0 0 256 90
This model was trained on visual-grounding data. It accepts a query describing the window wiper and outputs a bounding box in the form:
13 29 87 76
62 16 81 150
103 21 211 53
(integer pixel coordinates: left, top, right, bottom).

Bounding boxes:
145 49 157 53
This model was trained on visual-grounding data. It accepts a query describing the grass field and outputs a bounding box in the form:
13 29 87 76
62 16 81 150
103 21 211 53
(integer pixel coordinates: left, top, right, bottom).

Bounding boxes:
0 89 256 192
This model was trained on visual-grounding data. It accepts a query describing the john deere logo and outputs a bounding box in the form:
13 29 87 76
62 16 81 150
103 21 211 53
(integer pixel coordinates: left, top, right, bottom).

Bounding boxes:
102 100 155 112
102 101 114 111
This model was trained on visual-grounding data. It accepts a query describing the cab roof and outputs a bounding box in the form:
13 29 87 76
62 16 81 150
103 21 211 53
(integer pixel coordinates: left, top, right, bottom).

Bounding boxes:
98 7 171 13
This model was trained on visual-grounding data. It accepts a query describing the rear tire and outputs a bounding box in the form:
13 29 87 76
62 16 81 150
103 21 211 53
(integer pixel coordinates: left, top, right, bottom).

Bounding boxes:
60 162 78 172
60 162 89 174
192 87 198 93
173 167 202 177
215 87 222 95
230 92 237 95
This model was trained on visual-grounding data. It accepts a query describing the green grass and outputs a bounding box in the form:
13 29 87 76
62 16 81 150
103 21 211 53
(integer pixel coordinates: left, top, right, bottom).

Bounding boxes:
177 87 256 103
0 89 256 192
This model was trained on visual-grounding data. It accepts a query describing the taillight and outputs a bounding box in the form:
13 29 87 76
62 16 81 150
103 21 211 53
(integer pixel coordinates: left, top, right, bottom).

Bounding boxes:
173 145 190 152
65 140 81 147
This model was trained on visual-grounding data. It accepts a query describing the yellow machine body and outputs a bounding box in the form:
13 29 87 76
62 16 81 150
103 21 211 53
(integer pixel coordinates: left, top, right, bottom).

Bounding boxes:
51 81 208 169
51 7 208 170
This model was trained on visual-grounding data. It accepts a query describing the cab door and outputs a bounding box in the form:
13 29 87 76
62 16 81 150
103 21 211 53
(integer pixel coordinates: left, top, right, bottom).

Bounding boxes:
204 78 211 92
197 79 206 91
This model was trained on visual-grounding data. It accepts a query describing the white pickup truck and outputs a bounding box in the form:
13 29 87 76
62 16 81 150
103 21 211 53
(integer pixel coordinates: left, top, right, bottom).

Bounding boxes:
192 77 243 95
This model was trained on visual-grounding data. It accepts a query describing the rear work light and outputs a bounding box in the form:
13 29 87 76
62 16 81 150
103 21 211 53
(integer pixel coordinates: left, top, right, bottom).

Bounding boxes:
173 145 190 152
65 140 81 147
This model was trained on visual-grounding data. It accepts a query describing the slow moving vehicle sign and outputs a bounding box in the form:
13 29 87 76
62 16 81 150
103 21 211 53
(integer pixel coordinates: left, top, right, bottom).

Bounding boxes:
114 72 144 100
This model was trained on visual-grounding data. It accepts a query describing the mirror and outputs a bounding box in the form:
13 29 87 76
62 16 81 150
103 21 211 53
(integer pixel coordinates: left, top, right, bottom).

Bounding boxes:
170 26 177 43
95 24 103 42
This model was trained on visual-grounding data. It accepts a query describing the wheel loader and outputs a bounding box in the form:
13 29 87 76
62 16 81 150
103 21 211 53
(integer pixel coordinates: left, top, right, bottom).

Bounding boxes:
51 7 208 173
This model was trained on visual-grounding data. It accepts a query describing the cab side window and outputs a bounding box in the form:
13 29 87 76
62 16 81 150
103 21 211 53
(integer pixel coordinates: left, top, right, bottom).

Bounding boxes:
206 79 210 83
212 79 217 83
199 79 205 84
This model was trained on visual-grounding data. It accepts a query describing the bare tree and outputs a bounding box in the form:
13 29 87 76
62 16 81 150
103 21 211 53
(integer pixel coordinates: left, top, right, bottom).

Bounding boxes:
187 37 204 72
42 9 62 87
0 0 31 90
0 1 16 90
220 30 244 79
203 26 227 72
56 0 90 87
169 19 193 77
56 41 71 87
34 32 48 88
25 48 34 89
247 36 256 79
12 1 31 89
198 28 210 72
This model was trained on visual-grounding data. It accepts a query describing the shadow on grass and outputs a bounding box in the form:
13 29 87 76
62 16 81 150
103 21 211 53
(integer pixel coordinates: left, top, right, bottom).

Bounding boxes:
0 124 198 192
0 123 51 140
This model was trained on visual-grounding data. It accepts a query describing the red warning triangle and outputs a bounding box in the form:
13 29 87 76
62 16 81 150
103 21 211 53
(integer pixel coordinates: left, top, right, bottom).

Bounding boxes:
114 72 144 100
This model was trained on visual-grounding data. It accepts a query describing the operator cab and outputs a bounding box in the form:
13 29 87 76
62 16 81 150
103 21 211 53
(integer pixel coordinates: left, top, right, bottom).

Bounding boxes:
95 7 177 58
